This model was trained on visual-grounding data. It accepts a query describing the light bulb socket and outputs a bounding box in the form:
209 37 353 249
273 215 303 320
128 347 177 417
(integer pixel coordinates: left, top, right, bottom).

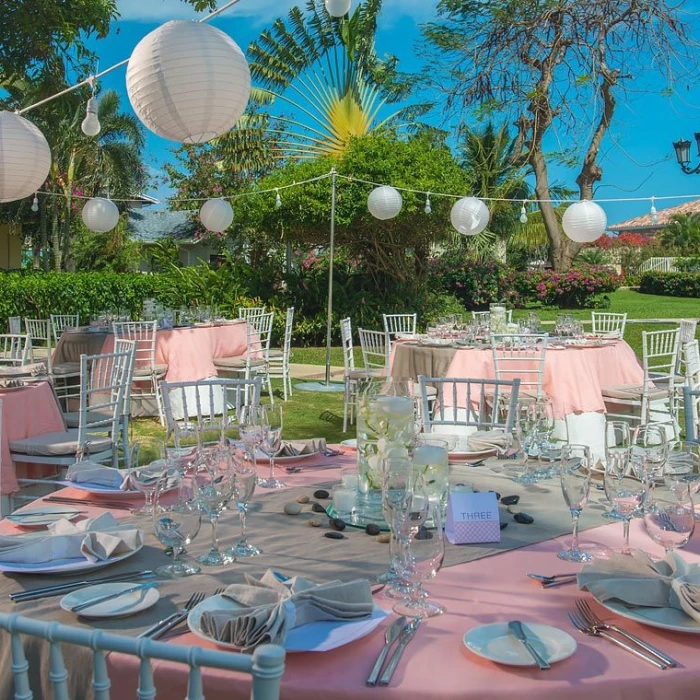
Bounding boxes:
424 196 432 214
31 195 39 213
81 98 101 136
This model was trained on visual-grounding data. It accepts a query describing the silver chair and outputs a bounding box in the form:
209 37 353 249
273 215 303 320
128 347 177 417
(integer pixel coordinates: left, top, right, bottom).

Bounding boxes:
0 334 31 366
491 334 548 401
358 328 389 374
7 316 21 334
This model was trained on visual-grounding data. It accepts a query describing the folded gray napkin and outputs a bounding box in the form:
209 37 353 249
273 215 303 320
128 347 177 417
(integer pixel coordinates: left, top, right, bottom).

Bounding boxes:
274 438 327 458
199 569 373 652
467 429 510 452
0 512 143 564
578 550 700 622
65 460 130 490
0 363 46 378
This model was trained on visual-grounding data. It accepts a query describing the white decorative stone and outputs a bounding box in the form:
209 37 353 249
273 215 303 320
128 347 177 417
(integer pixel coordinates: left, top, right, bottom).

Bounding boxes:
451 197 490 236
199 198 233 233
82 198 119 233
0 112 51 204
325 0 351 17
126 20 251 144
562 200 607 243
367 186 403 220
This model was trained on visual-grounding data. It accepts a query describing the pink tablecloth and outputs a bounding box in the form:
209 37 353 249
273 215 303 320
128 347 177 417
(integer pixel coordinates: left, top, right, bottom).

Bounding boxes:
0 382 65 494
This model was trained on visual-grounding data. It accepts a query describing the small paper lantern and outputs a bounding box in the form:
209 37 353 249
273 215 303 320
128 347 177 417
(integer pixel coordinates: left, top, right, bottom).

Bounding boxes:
562 200 607 243
126 21 251 144
200 198 233 233
367 186 403 220
0 112 51 203
451 197 490 236
82 197 119 232
325 0 351 17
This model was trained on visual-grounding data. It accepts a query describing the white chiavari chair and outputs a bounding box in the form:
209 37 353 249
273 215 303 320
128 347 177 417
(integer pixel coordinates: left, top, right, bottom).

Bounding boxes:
0 334 31 367
382 313 417 353
268 307 294 401
491 334 548 401
591 312 627 339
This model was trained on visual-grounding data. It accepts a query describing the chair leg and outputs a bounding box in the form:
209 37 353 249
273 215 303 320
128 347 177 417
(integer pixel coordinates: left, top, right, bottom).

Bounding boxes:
343 378 351 433
287 365 293 398
266 371 274 405
153 375 165 427
282 366 289 402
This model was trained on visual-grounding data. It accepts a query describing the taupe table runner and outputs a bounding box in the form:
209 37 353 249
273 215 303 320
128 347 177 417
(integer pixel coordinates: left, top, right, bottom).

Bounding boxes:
390 342 459 381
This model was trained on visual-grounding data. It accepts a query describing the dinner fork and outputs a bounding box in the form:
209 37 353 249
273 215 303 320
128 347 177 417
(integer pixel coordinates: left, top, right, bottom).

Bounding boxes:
567 611 668 669
139 591 205 639
575 599 678 668
158 587 227 640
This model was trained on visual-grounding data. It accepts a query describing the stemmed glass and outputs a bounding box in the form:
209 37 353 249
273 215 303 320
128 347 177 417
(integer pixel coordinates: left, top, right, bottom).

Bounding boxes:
602 421 631 521
558 444 593 562
238 405 265 458
392 497 445 619
153 470 201 577
164 426 200 474
229 451 262 557
129 440 167 516
259 404 285 489
644 489 695 555
664 442 700 520
195 447 238 566
513 401 538 484
531 399 559 479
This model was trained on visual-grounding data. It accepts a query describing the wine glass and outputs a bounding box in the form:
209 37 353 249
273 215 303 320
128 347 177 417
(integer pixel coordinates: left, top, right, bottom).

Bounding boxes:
259 404 285 489
513 401 538 484
602 421 631 521
164 426 200 474
229 451 261 557
644 490 695 554
195 447 238 566
664 442 700 520
153 471 201 577
531 399 558 479
129 440 167 516
392 497 445 619
631 424 668 484
558 444 593 562
238 405 265 458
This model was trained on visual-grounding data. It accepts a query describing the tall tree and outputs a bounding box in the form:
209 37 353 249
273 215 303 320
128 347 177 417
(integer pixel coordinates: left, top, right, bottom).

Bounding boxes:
423 0 696 270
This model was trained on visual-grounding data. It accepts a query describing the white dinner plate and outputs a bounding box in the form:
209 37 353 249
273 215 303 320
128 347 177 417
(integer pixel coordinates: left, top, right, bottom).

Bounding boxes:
60 482 142 499
60 581 159 619
464 622 576 666
188 595 389 653
595 596 700 634
0 542 143 575
341 439 357 450
254 450 323 464
448 449 497 462
6 506 82 528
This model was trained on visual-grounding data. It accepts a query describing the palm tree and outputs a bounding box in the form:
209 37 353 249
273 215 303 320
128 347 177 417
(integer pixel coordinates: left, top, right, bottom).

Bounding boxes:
660 214 700 256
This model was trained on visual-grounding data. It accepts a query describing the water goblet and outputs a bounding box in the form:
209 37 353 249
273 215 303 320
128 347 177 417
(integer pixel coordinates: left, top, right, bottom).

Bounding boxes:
602 421 631 521
259 404 285 489
229 451 262 557
644 490 695 555
238 405 265 458
558 444 593 562
164 426 200 474
153 471 201 577
664 442 700 519
129 440 167 516
513 401 538 484
631 424 668 484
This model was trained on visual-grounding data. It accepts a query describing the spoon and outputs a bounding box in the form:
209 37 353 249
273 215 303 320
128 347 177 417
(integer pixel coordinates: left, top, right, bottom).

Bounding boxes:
366 615 407 686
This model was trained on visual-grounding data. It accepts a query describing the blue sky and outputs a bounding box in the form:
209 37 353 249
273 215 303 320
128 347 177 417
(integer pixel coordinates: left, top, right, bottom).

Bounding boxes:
86 0 700 226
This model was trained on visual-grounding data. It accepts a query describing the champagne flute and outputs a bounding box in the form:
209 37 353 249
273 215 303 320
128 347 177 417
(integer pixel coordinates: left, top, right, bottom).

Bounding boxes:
229 451 261 557
558 444 593 562
602 421 631 521
644 490 695 555
259 404 285 489
153 471 201 577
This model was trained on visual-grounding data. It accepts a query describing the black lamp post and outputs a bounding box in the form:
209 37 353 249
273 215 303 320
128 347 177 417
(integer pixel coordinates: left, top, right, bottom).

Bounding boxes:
673 133 700 174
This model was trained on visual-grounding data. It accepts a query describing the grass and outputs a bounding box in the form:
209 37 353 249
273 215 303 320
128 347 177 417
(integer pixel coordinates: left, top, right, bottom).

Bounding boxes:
132 288 697 445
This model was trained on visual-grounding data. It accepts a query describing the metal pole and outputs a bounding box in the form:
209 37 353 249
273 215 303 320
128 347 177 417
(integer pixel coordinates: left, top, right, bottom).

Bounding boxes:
324 167 338 386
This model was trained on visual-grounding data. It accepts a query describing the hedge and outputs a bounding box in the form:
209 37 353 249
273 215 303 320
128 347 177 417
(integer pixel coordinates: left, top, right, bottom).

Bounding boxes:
639 271 700 298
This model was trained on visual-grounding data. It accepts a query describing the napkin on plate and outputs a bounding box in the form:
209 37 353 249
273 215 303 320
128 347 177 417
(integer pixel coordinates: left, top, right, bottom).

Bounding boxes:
0 512 143 565
0 363 46 378
65 460 131 490
467 430 510 452
199 569 373 652
274 438 327 458
578 550 700 622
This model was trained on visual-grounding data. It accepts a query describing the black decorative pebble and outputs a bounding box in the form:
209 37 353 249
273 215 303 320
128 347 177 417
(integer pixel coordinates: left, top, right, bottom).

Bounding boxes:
514 512 534 524
501 495 520 506
331 518 346 531
365 524 381 536
311 502 327 514
324 532 345 540
416 526 433 540
313 489 330 500
499 522 508 531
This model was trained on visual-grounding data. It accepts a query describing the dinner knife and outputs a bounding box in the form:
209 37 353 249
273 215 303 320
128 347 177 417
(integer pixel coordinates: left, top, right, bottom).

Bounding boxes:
508 620 550 670
69 581 160 613
10 570 157 601
378 619 420 686
366 616 407 686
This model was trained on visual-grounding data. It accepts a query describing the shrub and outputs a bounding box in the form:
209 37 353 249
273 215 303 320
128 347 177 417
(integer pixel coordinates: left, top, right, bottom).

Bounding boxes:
639 271 700 297
674 257 700 273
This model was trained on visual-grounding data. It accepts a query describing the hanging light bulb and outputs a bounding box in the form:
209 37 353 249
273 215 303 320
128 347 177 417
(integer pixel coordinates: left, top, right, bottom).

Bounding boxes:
81 77 101 137
650 196 659 225
31 194 39 213
275 188 282 209
519 200 528 224
424 193 432 215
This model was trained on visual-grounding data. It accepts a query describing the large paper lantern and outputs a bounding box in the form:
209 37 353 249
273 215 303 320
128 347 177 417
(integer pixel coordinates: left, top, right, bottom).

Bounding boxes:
0 112 51 203
82 197 119 232
126 21 251 144
451 197 490 236
325 0 351 17
200 198 233 233
562 200 607 243
368 186 403 220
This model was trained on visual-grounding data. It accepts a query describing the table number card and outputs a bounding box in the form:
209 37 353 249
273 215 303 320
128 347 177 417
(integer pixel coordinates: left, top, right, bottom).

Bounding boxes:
446 491 500 545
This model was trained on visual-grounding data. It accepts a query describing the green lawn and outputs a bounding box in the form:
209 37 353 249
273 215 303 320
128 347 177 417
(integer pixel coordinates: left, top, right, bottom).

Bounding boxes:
133 289 697 445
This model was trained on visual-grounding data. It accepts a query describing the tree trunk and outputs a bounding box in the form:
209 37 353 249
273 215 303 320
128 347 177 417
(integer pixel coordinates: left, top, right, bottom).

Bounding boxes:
61 197 73 271
51 199 61 272
494 237 507 264
39 197 48 271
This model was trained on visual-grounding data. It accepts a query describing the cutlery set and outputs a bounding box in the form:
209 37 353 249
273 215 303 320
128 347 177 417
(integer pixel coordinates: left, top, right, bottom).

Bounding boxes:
140 588 225 640
43 496 133 510
366 617 420 686
527 572 578 588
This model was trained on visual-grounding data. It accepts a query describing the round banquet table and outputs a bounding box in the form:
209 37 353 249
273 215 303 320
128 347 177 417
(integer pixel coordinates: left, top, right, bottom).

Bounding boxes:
1 453 700 700
389 340 646 458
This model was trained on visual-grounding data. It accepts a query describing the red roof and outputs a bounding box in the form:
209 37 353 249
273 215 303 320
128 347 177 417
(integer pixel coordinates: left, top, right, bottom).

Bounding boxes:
609 198 700 232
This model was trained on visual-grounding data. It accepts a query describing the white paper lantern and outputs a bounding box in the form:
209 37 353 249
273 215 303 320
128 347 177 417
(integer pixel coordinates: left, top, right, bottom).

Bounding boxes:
562 200 607 243
200 198 233 233
367 186 403 220
0 112 51 204
126 21 251 144
451 197 490 236
325 0 351 17
82 197 119 233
